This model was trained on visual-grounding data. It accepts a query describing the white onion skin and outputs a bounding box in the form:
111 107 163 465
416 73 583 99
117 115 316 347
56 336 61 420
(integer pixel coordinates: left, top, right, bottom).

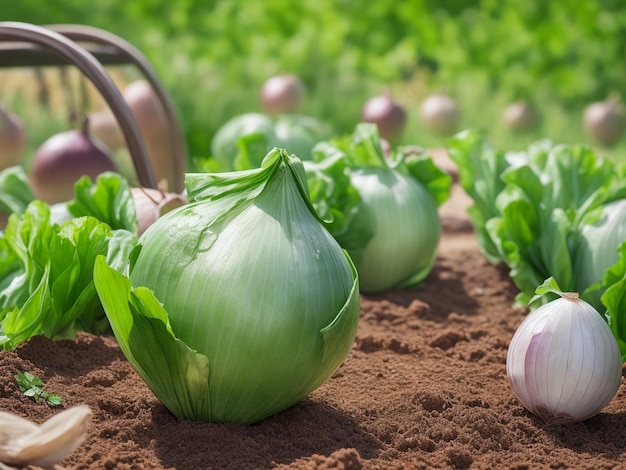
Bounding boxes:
507 296 622 424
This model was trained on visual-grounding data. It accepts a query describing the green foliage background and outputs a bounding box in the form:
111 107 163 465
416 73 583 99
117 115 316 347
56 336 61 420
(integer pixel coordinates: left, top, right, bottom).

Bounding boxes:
2 0 626 165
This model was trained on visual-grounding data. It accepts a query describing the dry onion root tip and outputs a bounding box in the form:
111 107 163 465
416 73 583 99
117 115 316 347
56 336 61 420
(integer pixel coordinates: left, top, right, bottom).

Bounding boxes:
131 187 188 236
0 405 92 469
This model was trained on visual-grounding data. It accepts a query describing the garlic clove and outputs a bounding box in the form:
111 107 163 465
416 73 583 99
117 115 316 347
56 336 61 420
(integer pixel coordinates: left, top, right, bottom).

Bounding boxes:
0 405 91 468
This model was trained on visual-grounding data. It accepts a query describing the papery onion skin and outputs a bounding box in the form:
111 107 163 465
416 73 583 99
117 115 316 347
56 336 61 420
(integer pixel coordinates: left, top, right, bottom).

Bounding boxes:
346 167 441 293
507 296 622 424
129 152 359 423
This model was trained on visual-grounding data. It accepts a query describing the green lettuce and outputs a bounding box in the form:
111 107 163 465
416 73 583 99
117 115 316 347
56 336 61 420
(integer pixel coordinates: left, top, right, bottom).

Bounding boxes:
448 130 626 358
0 201 138 351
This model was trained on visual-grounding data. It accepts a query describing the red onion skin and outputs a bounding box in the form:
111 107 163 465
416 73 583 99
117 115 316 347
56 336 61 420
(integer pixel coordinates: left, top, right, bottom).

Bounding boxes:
30 125 117 204
260 74 306 114
583 99 626 146
361 93 407 141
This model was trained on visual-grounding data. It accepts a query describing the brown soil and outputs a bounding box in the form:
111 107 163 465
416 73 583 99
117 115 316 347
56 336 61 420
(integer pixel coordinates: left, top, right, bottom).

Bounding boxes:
2 152 626 470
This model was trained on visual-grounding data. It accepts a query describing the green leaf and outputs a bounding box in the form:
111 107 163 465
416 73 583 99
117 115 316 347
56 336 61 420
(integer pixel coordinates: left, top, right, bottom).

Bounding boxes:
0 201 138 350
67 172 138 233
0 166 35 216
15 371 62 406
93 255 212 421
601 242 626 361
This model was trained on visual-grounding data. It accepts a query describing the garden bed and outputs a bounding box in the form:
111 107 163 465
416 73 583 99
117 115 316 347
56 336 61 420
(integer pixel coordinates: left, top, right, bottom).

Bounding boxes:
1 153 625 469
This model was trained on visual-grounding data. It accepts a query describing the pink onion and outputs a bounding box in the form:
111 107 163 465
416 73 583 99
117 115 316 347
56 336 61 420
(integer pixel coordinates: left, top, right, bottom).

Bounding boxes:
260 74 306 114
89 80 176 190
583 98 626 146
503 101 539 133
361 92 407 141
420 93 459 136
30 118 117 204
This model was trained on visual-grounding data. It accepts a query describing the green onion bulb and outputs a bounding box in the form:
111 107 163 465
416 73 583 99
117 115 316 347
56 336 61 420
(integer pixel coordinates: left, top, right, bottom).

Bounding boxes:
95 149 359 423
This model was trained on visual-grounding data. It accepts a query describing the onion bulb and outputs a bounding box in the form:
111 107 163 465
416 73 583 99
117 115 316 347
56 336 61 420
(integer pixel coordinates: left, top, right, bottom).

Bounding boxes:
30 118 118 204
131 187 188 236
89 80 176 189
583 98 626 146
0 105 27 170
507 284 622 424
360 92 407 141
93 148 360 423
502 101 539 133
260 73 306 114
420 93 459 136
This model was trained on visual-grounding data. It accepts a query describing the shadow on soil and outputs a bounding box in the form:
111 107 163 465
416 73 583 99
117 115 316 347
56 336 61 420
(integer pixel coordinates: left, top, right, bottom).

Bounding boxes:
138 398 381 469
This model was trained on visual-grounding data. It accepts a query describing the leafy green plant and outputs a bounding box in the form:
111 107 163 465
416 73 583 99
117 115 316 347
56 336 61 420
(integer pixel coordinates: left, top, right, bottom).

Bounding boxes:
15 371 62 406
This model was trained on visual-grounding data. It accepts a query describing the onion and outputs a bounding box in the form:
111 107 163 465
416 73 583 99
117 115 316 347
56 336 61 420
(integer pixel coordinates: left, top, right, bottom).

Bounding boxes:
502 101 539 132
420 93 460 136
30 118 118 204
0 105 27 170
360 92 407 141
131 187 188 236
583 98 626 146
93 149 360 423
507 282 622 424
260 74 306 114
89 80 175 189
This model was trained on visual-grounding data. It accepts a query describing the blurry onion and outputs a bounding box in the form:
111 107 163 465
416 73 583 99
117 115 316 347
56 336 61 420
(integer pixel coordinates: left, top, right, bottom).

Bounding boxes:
260 74 306 114
361 92 407 141
30 118 118 204
0 105 27 170
89 80 176 190
420 93 459 136
583 98 626 146
503 101 539 133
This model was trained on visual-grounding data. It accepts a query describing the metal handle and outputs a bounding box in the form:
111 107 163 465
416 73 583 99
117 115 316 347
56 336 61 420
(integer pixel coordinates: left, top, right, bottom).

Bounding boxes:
0 21 159 189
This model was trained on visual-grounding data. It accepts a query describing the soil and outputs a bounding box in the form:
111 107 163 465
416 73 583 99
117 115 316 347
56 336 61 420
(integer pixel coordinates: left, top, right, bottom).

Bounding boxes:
2 151 626 470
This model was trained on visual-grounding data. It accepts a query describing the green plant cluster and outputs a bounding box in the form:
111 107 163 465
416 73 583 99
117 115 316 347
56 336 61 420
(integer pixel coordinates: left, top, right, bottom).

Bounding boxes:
2 0 626 160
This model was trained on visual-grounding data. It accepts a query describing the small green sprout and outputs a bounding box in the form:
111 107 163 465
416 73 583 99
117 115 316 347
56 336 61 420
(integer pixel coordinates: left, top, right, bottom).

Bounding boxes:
15 371 63 406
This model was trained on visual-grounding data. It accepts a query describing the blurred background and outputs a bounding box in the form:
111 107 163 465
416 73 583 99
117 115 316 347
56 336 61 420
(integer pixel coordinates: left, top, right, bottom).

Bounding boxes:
1 0 626 178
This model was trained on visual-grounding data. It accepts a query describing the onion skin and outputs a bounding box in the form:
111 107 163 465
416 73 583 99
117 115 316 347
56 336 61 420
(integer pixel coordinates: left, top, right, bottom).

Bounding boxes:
503 101 539 132
420 93 460 136
507 295 622 424
131 187 187 236
0 105 27 170
361 93 407 141
30 120 118 204
583 98 626 146
89 80 176 190
260 74 306 114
